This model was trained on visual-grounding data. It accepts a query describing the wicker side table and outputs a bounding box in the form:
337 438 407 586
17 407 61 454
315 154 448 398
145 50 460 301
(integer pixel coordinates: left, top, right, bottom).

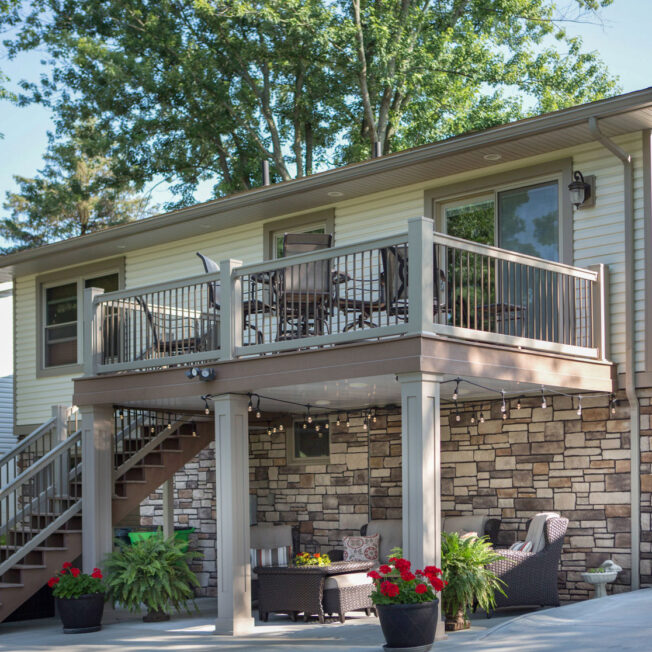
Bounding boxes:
255 561 374 624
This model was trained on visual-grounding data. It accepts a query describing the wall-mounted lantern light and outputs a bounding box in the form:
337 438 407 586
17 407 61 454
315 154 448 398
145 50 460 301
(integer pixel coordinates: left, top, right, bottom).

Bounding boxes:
568 171 595 209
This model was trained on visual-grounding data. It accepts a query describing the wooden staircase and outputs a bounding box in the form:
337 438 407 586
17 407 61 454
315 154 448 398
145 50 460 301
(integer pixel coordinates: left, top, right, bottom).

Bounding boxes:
0 412 212 624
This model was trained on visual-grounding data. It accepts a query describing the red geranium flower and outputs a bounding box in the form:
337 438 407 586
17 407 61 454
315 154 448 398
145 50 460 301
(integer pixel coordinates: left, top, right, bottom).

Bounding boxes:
429 577 445 592
415 583 428 594
380 581 400 598
424 565 442 576
388 557 398 563
91 569 103 579
367 570 382 580
70 567 81 577
47 576 59 588
401 570 416 582
378 564 392 575
62 562 72 569
394 558 411 572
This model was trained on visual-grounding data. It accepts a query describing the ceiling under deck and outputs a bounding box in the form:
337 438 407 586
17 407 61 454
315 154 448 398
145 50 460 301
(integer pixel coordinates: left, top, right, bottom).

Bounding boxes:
115 373 586 415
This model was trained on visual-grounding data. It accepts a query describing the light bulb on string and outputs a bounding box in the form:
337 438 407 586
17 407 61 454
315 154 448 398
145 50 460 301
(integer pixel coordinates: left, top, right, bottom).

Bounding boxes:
303 421 307 429
279 423 284 432
247 396 253 413
541 386 547 410
517 397 522 410
470 413 476 425
191 422 197 437
325 422 329 430
203 396 211 415
307 406 312 424
500 391 506 413
479 413 485 424
576 395 583 417
452 379 459 402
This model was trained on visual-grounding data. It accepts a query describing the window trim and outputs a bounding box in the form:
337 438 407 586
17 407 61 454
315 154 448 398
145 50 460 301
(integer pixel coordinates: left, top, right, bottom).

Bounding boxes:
263 209 335 260
286 417 331 465
425 158 573 265
36 258 125 378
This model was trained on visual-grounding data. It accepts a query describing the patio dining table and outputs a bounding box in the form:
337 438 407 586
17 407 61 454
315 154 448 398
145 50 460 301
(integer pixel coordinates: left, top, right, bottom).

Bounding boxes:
254 560 374 623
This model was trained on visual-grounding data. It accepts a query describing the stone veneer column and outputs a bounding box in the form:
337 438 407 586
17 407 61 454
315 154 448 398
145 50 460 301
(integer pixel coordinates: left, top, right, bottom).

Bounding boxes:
213 394 254 635
80 404 114 573
398 372 444 639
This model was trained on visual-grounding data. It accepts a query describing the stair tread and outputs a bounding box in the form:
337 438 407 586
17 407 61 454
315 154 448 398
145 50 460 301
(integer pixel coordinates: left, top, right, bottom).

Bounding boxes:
13 564 46 570
2 545 70 551
0 582 24 589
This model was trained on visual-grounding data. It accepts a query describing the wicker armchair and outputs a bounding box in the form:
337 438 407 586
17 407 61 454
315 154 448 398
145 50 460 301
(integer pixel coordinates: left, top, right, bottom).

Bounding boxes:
487 516 569 612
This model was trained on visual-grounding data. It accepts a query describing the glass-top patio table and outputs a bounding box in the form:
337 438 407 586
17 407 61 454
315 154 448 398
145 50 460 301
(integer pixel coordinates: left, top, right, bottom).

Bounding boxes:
254 560 375 624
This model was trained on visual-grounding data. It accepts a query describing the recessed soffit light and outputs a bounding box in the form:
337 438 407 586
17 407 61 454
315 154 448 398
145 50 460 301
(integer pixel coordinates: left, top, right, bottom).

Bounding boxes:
327 191 344 197
483 153 502 161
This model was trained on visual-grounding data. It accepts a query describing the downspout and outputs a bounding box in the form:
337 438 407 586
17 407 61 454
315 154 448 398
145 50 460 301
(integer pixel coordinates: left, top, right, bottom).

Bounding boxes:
588 116 640 590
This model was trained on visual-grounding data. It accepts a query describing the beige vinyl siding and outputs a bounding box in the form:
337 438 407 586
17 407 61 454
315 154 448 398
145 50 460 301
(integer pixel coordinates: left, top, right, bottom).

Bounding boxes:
15 275 77 426
572 134 645 374
125 222 264 287
334 187 425 245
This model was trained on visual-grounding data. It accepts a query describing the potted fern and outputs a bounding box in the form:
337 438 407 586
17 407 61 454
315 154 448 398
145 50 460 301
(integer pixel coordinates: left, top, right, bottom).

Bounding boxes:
104 530 201 621
441 532 505 631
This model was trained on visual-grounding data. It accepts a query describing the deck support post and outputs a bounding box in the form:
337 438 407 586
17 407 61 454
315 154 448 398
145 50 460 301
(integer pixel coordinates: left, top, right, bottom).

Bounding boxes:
398 372 445 640
80 404 114 573
162 479 174 540
213 394 254 635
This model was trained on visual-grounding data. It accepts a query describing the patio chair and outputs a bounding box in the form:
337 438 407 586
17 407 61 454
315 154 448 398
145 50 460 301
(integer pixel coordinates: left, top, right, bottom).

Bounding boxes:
196 252 273 345
486 514 569 612
336 244 448 330
329 516 501 561
275 233 333 340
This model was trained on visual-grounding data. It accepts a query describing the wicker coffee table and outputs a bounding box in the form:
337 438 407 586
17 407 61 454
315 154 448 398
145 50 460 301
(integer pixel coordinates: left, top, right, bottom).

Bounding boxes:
255 561 374 623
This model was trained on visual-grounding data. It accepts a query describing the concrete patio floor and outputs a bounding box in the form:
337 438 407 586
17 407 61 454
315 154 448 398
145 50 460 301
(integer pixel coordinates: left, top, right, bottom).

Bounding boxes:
0 589 650 651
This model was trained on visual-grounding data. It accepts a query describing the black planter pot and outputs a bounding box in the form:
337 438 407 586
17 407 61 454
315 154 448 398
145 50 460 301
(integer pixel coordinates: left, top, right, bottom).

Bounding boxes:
56 593 105 634
376 600 439 651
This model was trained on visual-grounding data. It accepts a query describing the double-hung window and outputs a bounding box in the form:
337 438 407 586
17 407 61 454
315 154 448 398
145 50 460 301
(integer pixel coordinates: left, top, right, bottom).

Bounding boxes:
40 268 121 373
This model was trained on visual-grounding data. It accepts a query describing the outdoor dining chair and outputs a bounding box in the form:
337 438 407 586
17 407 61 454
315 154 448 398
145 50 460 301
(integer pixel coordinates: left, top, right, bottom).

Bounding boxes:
275 232 333 340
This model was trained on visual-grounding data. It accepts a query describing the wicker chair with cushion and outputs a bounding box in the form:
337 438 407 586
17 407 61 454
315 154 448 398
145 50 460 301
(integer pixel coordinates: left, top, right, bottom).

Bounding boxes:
487 514 569 612
250 524 297 603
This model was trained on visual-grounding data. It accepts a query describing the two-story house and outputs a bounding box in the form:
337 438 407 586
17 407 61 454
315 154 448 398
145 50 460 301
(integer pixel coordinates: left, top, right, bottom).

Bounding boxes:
1 87 651 633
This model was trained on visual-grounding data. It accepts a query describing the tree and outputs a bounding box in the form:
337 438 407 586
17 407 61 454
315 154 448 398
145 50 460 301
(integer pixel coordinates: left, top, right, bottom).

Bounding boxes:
1 125 153 252
0 0 20 104
8 0 618 207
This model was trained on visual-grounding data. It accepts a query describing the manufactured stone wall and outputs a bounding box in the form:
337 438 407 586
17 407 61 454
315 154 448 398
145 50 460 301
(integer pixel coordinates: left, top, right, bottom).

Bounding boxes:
440 392 632 601
142 394 635 601
249 408 403 550
638 389 652 587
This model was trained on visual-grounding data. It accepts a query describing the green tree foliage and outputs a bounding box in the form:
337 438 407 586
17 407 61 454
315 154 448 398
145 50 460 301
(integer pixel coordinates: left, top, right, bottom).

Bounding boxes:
0 0 21 105
9 0 618 206
1 124 153 252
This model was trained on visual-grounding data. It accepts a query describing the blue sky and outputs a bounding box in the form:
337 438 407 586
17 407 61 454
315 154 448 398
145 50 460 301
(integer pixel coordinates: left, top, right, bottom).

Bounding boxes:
0 0 651 210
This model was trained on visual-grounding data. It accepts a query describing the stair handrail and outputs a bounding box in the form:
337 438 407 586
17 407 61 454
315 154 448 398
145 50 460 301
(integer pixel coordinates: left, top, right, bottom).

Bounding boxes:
0 430 82 578
113 419 187 480
0 417 56 479
0 431 81 503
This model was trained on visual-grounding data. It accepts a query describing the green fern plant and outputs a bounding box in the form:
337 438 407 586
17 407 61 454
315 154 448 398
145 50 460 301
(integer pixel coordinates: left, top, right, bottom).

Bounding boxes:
104 530 201 620
441 532 505 628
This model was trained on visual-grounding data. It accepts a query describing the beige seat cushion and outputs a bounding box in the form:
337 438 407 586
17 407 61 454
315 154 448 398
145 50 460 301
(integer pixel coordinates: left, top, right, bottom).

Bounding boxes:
365 519 402 563
443 515 488 536
324 572 374 590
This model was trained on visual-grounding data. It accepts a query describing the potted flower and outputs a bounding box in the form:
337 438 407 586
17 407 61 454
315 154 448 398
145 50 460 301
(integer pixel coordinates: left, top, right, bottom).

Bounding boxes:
367 550 445 650
294 552 331 567
104 530 201 621
440 532 505 630
48 562 105 633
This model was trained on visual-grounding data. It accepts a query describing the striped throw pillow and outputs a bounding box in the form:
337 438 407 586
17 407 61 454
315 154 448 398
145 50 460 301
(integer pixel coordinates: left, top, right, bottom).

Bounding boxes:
509 541 533 553
250 546 291 569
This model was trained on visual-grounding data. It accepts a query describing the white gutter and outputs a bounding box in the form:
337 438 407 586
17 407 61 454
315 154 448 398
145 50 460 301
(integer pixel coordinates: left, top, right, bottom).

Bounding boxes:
588 116 640 590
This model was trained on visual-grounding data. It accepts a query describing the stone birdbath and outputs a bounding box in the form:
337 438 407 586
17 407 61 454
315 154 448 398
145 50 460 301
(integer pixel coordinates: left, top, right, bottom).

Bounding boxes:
581 560 621 599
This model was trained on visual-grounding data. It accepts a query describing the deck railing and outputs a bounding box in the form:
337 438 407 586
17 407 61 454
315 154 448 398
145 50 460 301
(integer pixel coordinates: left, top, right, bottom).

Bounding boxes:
85 217 607 374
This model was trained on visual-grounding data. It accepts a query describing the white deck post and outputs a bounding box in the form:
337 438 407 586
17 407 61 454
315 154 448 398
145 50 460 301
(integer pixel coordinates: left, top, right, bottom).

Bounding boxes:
83 287 104 376
162 479 175 539
398 372 445 640
80 404 114 573
213 394 254 635
52 405 70 499
219 259 243 361
407 217 435 334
